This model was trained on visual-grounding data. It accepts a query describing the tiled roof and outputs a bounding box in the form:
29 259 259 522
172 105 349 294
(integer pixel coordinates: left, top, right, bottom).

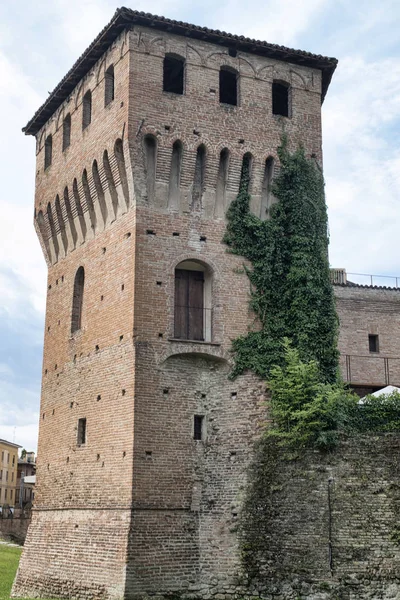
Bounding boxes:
333 282 400 292
0 439 22 448
23 7 338 136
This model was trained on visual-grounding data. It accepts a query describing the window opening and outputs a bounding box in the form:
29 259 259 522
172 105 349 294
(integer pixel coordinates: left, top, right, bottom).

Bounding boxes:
63 114 71 151
71 266 84 334
272 80 290 117
369 334 379 353
77 418 87 446
219 67 238 106
44 135 52 169
82 90 92 129
163 55 185 94
174 260 212 342
104 65 114 106
194 415 204 441
175 269 204 341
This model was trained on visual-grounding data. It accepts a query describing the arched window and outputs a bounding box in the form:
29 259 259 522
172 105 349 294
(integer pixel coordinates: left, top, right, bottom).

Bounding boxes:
82 90 92 129
174 260 212 342
163 54 185 94
272 80 291 117
104 65 114 106
219 67 238 106
71 267 84 334
62 114 71 151
44 135 52 169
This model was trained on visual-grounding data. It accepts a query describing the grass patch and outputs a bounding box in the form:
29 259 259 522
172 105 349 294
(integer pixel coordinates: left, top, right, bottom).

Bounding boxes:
0 543 22 600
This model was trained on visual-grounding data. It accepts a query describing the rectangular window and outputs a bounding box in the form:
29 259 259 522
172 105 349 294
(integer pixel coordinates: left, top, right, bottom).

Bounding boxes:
163 55 184 94
174 269 204 341
219 68 238 106
369 334 379 353
77 418 87 446
5 489 7 500
194 415 204 441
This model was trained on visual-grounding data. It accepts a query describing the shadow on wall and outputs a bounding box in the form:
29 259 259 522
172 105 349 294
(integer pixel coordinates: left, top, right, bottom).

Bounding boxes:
123 350 230 598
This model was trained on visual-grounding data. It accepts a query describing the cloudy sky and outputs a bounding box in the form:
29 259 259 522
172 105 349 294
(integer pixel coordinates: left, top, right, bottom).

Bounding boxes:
1 0 400 453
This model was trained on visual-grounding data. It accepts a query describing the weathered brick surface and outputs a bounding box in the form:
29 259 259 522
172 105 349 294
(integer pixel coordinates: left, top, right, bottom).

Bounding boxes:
14 21 400 600
335 285 400 390
241 435 400 600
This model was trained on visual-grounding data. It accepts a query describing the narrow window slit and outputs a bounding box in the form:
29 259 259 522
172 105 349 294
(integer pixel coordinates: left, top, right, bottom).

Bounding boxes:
77 418 87 446
194 415 204 441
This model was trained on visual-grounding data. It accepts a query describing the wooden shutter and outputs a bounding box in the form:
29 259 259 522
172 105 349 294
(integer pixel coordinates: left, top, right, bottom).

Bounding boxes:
174 269 189 338
188 271 204 341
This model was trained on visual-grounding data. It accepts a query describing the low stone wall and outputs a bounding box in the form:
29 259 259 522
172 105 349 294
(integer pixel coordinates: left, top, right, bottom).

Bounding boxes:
240 433 400 600
0 512 31 544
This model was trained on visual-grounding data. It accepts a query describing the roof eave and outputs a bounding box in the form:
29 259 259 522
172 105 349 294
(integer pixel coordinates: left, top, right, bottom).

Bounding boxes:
23 7 337 136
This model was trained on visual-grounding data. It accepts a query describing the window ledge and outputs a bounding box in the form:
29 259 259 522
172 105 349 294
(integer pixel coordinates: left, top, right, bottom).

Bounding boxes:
168 338 221 347
162 91 185 97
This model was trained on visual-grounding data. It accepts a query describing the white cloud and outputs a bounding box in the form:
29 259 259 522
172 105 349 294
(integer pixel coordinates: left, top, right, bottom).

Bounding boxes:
324 55 400 276
0 425 39 455
211 0 332 46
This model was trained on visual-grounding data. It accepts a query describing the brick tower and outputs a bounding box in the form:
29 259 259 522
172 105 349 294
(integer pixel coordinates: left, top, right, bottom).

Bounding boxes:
13 8 336 599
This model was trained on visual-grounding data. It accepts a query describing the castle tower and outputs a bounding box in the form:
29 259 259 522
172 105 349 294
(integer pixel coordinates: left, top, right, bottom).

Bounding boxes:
13 8 336 599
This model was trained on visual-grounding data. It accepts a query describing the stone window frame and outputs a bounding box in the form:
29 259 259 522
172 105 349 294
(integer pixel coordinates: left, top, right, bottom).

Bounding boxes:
169 256 222 345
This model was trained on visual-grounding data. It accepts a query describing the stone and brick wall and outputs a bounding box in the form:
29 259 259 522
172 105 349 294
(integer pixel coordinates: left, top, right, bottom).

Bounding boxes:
0 512 31 544
240 434 400 600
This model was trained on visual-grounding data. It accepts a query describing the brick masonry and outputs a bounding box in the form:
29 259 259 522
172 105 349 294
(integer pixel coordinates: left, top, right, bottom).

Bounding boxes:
12 20 400 600
335 284 400 391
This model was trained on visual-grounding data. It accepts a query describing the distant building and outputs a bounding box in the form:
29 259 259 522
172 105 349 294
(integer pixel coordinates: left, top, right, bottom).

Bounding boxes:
0 439 21 507
16 454 36 508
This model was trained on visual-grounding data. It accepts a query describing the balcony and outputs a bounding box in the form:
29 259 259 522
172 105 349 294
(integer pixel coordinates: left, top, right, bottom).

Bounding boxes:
341 354 400 388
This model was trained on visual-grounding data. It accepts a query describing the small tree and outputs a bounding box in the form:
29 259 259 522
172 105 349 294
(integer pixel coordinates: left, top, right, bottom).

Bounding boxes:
267 339 357 449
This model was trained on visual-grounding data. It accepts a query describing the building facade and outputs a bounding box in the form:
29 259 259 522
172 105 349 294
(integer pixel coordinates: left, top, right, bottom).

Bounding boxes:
16 456 36 508
0 439 20 508
14 7 399 600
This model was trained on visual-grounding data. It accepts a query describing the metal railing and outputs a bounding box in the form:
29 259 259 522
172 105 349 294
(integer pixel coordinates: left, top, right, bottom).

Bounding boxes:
331 268 400 288
342 354 400 386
